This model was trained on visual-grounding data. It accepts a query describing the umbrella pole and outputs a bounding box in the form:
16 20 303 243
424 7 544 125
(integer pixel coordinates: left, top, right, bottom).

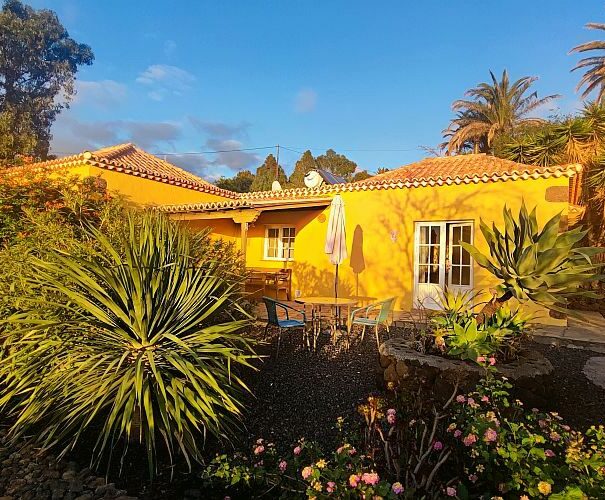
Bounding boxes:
335 264 339 300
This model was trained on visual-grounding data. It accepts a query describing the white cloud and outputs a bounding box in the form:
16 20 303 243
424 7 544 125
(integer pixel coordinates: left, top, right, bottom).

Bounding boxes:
50 113 182 154
294 88 317 113
73 80 127 108
136 64 195 92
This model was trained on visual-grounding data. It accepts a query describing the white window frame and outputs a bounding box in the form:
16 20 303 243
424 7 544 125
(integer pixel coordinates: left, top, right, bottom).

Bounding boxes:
264 225 296 261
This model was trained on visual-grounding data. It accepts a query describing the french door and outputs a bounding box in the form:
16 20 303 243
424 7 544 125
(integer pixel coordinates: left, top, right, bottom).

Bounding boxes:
413 221 473 310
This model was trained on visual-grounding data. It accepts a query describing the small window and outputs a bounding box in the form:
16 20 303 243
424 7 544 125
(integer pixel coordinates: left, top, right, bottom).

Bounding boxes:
264 226 296 261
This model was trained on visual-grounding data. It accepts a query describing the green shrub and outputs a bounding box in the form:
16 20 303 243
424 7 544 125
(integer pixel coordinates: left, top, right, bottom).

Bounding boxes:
448 376 605 498
0 212 258 477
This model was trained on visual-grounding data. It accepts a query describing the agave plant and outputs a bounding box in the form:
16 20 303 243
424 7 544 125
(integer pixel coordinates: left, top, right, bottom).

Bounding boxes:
0 212 258 477
461 203 603 319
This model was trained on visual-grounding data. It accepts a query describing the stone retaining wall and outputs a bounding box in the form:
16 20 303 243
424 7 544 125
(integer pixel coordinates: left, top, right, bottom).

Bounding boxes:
379 338 554 407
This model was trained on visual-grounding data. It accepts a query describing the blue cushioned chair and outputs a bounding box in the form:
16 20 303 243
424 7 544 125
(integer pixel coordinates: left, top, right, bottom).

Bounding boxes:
262 297 307 357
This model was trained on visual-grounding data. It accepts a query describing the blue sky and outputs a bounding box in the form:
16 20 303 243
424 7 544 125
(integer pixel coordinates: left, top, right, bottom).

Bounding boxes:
31 0 605 180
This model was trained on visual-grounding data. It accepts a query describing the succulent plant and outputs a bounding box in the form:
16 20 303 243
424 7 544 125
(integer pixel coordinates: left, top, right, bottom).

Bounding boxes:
462 203 603 315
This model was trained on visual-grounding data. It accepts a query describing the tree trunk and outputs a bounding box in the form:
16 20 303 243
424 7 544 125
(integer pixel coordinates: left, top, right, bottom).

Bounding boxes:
476 291 513 325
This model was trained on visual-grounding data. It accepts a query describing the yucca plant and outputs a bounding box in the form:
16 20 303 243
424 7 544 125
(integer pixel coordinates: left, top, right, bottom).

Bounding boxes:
461 203 603 320
0 211 258 477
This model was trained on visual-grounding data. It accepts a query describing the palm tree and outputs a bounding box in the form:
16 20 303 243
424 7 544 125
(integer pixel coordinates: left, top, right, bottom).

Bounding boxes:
443 70 559 154
570 23 605 103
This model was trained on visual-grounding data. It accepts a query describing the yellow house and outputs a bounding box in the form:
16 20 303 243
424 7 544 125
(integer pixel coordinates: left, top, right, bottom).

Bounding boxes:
15 143 583 325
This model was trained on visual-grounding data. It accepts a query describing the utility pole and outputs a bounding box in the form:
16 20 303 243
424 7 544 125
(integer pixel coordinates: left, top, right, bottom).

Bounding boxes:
275 144 280 179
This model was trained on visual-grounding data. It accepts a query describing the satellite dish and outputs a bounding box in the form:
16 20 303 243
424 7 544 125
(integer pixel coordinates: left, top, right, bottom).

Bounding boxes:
271 180 283 191
304 170 324 189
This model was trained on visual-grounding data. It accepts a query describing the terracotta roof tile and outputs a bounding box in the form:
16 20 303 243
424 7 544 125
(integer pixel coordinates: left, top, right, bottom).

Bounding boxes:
355 154 581 187
6 143 238 199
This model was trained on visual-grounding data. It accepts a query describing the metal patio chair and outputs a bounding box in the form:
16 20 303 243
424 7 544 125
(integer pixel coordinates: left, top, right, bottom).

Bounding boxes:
347 297 396 348
262 296 307 357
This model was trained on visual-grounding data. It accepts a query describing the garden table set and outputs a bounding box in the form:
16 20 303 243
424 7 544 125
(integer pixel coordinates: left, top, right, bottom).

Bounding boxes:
295 295 359 350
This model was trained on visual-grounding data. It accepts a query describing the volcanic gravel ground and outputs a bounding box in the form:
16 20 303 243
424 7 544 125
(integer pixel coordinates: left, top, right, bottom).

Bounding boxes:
240 326 382 450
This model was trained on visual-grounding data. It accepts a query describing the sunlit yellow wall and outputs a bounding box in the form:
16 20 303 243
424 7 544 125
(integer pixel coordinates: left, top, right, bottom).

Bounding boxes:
191 176 571 325
86 166 229 206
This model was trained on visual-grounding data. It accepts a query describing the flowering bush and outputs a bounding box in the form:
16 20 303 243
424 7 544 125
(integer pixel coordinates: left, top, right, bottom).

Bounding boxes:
448 376 605 498
202 435 401 498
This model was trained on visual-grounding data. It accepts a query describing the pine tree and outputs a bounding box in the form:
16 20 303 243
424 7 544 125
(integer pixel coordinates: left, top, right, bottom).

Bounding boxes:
214 170 255 193
249 154 287 192
288 150 316 188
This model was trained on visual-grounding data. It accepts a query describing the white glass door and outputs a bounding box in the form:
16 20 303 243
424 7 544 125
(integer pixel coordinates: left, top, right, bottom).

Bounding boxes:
413 222 446 310
447 223 473 295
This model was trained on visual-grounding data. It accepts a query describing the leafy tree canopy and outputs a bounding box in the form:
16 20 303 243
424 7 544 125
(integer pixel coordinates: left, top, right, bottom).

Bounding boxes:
315 149 358 181
249 154 287 192
0 0 94 165
215 170 255 193
442 70 558 154
288 150 316 188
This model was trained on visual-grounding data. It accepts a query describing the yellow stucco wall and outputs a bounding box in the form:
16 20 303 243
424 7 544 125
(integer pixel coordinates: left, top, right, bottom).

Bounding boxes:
87 166 228 206
189 176 572 325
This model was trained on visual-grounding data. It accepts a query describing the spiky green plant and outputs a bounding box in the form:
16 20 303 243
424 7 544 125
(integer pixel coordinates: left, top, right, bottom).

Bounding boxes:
461 203 603 319
0 212 258 477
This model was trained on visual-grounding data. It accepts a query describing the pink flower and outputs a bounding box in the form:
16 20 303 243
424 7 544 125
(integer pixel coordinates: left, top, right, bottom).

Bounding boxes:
550 432 561 442
545 449 555 457
476 356 486 363
302 466 313 479
446 486 457 497
349 474 361 487
392 482 404 494
348 447 357 456
481 396 490 403
538 420 547 428
433 441 443 451
463 434 477 446
468 474 478 483
254 445 265 455
387 413 396 425
456 395 466 403
484 428 498 443
279 460 287 472
293 445 302 456
467 397 475 405
387 408 396 415
254 460 263 467
454 430 462 438
361 472 379 485
327 481 336 493
489 356 496 366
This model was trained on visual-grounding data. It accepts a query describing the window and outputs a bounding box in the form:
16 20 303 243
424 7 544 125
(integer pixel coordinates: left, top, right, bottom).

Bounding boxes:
264 226 296 261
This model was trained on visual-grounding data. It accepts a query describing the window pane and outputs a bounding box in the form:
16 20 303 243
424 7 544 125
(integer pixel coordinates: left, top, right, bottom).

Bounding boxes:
461 266 471 286
462 247 470 265
462 225 471 244
429 264 440 284
451 266 461 285
430 226 440 245
419 246 429 265
453 226 461 244
420 226 429 244
452 245 461 265
418 265 428 283
268 228 279 238
429 246 440 265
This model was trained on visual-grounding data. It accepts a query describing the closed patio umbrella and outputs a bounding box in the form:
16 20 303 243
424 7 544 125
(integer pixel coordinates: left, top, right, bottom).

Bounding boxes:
325 194 348 298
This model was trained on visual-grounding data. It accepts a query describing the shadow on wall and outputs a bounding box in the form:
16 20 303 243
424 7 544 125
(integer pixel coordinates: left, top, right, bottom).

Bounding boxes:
346 188 484 310
350 224 365 297
292 261 355 298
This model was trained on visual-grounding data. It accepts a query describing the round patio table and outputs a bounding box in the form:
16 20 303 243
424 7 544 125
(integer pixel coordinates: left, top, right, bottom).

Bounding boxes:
295 296 358 350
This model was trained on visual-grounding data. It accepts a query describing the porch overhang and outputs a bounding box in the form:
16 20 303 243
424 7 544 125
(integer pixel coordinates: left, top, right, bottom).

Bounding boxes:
162 197 332 221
